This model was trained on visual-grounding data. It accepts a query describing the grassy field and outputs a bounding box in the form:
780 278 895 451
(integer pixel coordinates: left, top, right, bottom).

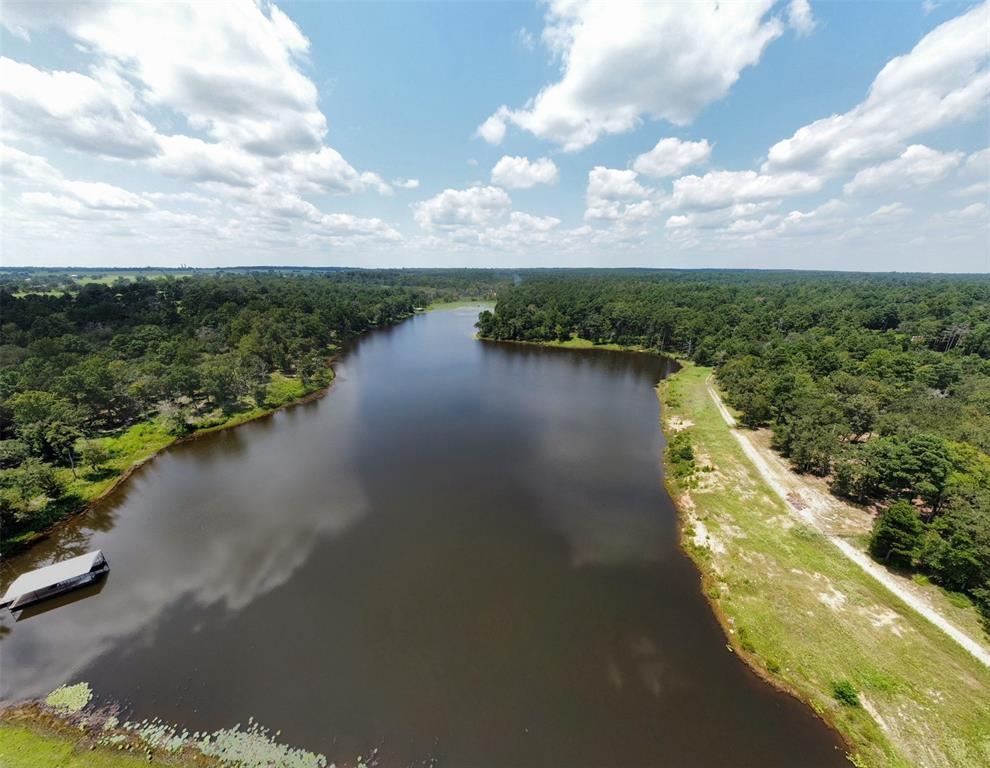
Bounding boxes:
4 370 330 554
9 271 194 297
909 572 989 646
659 363 990 768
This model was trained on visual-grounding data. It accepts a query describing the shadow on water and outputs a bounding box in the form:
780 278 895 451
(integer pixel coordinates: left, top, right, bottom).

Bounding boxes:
0 308 847 768
12 576 109 622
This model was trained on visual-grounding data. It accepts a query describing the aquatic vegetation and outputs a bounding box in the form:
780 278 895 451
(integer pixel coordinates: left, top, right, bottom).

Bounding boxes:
44 682 92 713
196 721 328 768
113 714 330 768
26 683 337 768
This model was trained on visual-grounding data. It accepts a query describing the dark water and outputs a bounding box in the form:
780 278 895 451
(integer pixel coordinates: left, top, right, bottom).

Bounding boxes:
0 309 846 767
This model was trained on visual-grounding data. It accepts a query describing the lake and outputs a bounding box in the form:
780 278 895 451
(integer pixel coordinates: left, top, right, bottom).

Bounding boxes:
0 308 846 767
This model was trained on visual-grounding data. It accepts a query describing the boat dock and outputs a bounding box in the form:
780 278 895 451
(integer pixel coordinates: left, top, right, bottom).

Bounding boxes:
0 550 109 611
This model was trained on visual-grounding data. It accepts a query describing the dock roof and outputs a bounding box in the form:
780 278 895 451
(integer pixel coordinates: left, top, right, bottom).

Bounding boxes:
1 551 105 606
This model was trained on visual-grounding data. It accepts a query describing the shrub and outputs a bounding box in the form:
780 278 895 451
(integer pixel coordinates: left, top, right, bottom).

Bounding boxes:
666 431 696 479
831 679 860 707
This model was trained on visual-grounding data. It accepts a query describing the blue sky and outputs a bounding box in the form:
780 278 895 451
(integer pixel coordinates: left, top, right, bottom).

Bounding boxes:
1 1 987 271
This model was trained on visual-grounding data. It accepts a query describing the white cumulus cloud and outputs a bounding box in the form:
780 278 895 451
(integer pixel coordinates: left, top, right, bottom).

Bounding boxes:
3 143 151 218
585 167 659 224
0 0 395 216
477 1 783 151
844 144 964 195
20 179 150 219
669 170 823 211
0 145 61 183
60 180 150 211
284 147 391 196
787 0 817 36
475 111 508 145
412 186 512 229
491 156 559 189
633 138 712 178
764 2 990 176
149 135 262 188
953 147 990 196
4 1 327 156
0 57 159 159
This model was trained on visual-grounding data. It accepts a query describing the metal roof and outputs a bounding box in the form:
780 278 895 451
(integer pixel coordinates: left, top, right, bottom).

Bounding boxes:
1 550 104 605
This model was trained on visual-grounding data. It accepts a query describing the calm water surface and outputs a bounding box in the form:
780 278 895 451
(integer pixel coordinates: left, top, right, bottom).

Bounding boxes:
1 309 846 767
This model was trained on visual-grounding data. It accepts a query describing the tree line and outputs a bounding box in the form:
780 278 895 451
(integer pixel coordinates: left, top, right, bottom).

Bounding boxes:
476 270 990 625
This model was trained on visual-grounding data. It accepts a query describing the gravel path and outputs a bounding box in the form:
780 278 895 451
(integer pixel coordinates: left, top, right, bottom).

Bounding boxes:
705 377 990 668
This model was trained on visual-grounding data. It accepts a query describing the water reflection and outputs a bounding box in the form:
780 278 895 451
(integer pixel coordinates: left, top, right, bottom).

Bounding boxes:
1 373 372 699
12 576 108 622
0 308 846 767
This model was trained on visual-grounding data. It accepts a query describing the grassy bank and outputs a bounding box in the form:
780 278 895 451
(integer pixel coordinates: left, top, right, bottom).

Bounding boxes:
3 369 332 555
0 706 214 768
1 725 161 768
0 724 207 768
659 364 990 768
423 298 494 311
479 333 651 353
0 684 331 768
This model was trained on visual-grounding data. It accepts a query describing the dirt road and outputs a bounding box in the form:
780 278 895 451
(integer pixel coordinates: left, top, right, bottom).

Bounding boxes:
705 376 990 668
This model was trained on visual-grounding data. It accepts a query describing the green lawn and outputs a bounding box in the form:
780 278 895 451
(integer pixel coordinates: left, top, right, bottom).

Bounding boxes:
11 290 66 298
489 334 650 352
0 725 199 768
424 298 494 311
659 363 990 768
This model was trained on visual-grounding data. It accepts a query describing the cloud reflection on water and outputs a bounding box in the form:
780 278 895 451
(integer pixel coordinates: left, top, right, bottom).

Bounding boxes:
1 378 370 700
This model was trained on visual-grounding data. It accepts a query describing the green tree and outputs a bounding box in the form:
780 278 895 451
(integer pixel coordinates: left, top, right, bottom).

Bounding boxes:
298 352 323 386
80 439 111 472
918 499 990 592
786 425 838 475
199 354 245 409
832 450 883 502
45 421 83 478
869 500 922 568
8 391 83 460
0 440 29 469
844 394 878 439
16 458 65 499
905 435 954 511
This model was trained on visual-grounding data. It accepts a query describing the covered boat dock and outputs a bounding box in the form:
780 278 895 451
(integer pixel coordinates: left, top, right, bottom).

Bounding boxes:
0 550 109 611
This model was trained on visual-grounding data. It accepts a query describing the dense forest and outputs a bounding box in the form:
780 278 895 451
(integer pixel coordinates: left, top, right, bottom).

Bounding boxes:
0 269 510 550
477 271 990 624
